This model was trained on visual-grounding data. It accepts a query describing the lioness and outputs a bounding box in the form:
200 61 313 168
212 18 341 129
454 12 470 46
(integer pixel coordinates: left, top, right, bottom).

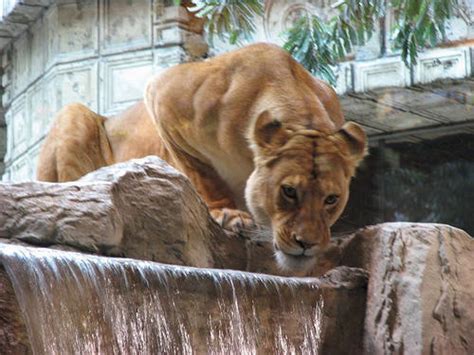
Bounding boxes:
37 43 367 274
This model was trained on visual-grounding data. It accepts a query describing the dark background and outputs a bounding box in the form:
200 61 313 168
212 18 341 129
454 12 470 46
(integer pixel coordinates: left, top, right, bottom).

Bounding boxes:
333 133 474 237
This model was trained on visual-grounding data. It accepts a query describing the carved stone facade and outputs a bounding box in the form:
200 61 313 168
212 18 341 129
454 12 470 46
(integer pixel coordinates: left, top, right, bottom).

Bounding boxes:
0 0 206 181
0 0 473 181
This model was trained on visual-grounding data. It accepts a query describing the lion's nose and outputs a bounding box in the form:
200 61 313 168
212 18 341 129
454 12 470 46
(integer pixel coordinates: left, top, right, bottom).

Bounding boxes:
293 233 317 250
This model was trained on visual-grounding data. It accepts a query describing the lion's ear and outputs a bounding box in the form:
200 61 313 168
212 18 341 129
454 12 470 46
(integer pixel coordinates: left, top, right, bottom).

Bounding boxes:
253 111 288 151
336 121 368 168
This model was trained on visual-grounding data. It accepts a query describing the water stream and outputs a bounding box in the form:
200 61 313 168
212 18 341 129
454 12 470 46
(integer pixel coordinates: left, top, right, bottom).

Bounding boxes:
0 245 323 354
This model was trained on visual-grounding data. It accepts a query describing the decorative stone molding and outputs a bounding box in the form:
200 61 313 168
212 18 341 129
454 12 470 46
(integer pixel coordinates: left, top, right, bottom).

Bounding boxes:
29 17 47 83
153 4 207 59
352 56 411 92
0 1 48 49
50 1 99 64
11 32 30 97
8 154 29 181
263 1 335 45
153 46 187 70
413 47 471 85
5 96 27 161
100 50 153 116
99 0 152 55
334 62 353 95
26 81 47 145
54 60 99 111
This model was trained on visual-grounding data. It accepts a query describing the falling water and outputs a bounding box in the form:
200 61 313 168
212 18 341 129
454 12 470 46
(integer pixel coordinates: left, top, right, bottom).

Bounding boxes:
0 245 324 354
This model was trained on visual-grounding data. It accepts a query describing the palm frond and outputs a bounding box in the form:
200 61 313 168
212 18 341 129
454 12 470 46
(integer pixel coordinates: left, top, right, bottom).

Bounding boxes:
188 0 264 45
180 0 459 83
391 0 460 66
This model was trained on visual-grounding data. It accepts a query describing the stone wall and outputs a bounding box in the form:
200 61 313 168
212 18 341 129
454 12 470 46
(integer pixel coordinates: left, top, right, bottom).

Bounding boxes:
0 0 207 181
0 0 473 181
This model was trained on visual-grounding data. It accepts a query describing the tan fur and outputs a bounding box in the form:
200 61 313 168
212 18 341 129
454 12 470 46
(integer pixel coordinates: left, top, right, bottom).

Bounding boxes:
37 103 114 182
37 101 166 182
38 43 367 274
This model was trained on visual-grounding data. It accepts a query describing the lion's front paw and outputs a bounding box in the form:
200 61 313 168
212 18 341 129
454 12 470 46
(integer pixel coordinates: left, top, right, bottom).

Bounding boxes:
211 208 256 232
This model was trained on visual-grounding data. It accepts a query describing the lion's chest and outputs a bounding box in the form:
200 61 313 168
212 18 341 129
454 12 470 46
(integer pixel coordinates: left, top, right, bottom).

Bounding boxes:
209 153 254 210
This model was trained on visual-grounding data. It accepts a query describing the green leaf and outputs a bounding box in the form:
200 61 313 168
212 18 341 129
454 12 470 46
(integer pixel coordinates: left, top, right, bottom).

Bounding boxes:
229 30 238 44
188 0 264 45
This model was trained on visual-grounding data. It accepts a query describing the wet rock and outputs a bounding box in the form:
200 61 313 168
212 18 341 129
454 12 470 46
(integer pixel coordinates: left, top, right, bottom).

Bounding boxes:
0 246 368 354
0 267 31 354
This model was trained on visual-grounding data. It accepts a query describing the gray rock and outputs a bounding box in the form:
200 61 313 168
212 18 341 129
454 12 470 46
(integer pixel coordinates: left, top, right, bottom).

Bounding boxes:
341 223 474 354
0 156 241 269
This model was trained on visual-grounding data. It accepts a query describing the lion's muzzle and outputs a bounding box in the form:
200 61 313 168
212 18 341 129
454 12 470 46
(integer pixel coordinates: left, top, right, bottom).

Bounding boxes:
273 222 331 274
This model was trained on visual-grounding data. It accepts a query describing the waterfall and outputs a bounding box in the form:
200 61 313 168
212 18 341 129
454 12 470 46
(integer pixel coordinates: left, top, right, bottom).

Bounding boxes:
0 245 323 354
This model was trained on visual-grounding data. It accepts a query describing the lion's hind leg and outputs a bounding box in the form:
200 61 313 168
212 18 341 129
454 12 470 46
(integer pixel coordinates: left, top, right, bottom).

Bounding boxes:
37 103 113 182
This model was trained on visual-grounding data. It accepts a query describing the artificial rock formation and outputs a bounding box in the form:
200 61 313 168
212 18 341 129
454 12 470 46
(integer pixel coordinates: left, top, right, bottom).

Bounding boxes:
0 156 473 354
0 250 368 354
341 223 474 354
0 156 245 270
0 155 342 276
0 267 31 354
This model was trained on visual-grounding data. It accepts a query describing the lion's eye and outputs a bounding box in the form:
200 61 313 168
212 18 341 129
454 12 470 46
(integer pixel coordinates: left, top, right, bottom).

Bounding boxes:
324 194 339 205
281 185 298 200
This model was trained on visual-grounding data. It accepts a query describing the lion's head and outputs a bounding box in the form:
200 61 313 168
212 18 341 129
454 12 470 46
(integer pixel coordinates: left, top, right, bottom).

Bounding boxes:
245 111 367 274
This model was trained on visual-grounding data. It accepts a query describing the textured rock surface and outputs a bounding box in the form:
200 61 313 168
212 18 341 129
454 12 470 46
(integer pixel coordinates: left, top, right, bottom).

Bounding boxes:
341 223 474 354
0 267 31 354
0 156 245 270
0 155 343 276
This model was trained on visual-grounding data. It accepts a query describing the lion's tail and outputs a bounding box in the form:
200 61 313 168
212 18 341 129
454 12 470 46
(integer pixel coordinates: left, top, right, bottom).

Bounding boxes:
36 103 114 182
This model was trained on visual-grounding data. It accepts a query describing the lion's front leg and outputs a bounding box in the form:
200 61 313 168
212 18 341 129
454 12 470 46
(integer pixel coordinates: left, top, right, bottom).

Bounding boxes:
210 208 256 232
187 166 256 232
168 148 255 232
